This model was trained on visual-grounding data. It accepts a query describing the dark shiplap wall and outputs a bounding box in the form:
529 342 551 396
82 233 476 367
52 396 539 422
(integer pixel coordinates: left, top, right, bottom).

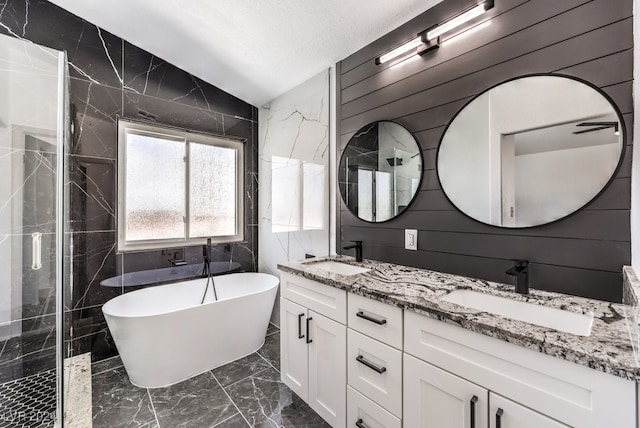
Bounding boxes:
337 0 633 302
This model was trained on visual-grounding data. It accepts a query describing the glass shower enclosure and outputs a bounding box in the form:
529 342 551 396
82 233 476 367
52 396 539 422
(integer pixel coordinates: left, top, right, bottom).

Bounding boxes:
0 34 68 426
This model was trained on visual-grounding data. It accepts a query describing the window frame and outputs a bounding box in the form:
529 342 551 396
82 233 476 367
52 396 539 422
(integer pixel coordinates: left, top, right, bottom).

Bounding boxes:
117 118 245 252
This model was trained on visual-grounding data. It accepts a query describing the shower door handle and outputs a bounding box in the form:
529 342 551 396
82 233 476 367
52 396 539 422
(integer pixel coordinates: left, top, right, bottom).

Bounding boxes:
32 232 42 270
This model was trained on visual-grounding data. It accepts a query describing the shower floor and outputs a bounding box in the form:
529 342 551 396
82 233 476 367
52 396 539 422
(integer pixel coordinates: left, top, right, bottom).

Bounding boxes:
0 369 56 428
91 323 330 427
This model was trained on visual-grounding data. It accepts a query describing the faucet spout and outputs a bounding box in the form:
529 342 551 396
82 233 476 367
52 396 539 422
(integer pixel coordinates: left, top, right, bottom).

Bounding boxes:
506 259 529 294
342 240 363 262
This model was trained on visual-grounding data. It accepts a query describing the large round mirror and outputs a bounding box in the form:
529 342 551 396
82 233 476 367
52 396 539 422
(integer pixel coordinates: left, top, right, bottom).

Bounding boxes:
437 74 624 228
339 121 422 222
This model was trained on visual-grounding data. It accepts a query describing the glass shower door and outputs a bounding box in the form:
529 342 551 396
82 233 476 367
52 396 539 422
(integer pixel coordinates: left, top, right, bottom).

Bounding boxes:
0 34 66 427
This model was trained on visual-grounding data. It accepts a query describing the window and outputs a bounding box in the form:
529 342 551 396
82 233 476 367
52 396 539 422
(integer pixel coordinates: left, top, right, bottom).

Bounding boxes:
117 119 244 251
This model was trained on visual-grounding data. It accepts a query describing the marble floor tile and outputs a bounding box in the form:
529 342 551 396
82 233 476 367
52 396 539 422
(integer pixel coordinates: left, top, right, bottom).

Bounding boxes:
266 323 279 336
149 372 237 428
257 332 280 371
212 353 270 387
91 355 123 375
225 367 330 428
92 367 156 428
212 413 250 428
63 353 92 428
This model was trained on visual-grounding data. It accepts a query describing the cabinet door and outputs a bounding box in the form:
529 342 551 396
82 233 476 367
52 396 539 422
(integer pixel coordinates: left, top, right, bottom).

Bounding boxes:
308 310 347 428
280 298 309 401
489 393 569 428
404 354 488 428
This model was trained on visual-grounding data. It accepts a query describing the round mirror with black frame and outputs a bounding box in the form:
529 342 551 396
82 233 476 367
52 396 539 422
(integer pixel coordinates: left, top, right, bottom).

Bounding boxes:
437 73 625 228
339 121 423 223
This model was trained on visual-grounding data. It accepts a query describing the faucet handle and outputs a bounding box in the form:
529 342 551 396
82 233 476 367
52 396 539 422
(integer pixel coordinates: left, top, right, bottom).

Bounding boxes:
351 240 362 245
511 259 529 267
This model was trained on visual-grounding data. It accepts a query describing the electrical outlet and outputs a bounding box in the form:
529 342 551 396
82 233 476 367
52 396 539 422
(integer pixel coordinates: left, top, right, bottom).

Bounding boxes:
405 229 418 251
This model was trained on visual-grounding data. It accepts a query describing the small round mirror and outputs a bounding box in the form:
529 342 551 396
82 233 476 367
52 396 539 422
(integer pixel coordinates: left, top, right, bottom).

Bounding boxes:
339 121 422 222
437 74 624 228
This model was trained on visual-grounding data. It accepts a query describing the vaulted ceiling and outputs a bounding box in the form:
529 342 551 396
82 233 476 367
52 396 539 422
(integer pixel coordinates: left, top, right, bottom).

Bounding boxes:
49 0 442 106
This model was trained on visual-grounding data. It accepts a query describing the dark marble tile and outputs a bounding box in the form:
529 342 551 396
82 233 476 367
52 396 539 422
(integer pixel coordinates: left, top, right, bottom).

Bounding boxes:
92 356 123 375
68 155 116 232
92 367 156 428
123 42 254 119
0 345 56 384
70 78 122 158
257 332 280 371
68 322 118 363
211 353 270 387
67 231 120 310
213 413 250 428
225 367 330 428
123 91 225 136
266 323 279 336
0 148 57 236
69 305 107 339
0 0 123 87
149 372 236 428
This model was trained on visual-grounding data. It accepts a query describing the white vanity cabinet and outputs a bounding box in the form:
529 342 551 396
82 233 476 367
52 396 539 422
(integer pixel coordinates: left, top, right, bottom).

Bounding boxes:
404 311 636 428
279 272 347 428
404 353 489 428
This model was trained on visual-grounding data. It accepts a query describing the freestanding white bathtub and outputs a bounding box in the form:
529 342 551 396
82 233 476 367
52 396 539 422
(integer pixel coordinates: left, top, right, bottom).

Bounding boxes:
102 272 279 388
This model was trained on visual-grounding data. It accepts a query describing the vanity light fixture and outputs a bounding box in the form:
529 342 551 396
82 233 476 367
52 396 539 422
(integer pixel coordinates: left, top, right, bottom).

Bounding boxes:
427 0 494 41
375 0 494 66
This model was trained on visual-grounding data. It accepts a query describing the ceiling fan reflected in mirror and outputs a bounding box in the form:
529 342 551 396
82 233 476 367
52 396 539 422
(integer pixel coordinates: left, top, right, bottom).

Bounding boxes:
573 122 619 135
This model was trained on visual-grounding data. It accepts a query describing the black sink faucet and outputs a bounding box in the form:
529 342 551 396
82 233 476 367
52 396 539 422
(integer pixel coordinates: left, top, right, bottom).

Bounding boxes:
343 240 363 262
506 259 529 294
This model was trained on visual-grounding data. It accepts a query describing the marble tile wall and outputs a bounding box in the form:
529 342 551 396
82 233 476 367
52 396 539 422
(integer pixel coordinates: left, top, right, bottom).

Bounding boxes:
0 0 258 363
258 70 331 326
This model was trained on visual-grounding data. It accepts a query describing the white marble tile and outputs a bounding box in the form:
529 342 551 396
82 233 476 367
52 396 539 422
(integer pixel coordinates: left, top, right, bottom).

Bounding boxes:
258 70 331 325
63 352 92 428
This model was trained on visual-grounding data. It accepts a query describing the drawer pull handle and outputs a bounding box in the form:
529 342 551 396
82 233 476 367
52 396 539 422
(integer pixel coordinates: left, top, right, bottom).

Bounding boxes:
306 317 313 344
298 313 305 339
355 418 368 428
496 408 504 428
356 311 387 325
356 355 386 374
470 395 478 428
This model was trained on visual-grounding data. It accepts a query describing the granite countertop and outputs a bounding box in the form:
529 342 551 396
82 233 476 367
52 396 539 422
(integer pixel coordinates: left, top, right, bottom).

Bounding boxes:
278 256 640 381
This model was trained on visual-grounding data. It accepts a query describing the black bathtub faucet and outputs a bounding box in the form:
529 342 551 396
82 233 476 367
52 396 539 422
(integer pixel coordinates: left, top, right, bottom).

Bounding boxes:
343 240 363 262
506 259 529 294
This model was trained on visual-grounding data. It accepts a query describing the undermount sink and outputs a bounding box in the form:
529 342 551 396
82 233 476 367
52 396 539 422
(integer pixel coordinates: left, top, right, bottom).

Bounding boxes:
307 261 371 276
440 289 594 336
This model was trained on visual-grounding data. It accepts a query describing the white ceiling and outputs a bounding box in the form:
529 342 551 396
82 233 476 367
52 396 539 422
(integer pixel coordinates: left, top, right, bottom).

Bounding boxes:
49 0 443 107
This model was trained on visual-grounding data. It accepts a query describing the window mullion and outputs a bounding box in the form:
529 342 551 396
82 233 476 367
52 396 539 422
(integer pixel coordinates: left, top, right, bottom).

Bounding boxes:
184 139 190 242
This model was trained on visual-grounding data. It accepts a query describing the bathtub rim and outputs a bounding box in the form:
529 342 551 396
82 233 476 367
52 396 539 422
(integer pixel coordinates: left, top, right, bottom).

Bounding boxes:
102 272 279 319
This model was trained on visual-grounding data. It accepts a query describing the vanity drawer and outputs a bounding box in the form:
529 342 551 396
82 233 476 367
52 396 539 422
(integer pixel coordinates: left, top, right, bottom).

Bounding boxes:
280 272 346 323
347 292 403 349
348 329 402 417
347 386 401 428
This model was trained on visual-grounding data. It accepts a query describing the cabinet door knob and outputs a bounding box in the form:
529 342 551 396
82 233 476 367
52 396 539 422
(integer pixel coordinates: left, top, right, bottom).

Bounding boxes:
496 408 504 428
470 395 478 428
355 418 368 428
356 311 387 325
306 317 313 344
297 313 305 339
356 355 387 374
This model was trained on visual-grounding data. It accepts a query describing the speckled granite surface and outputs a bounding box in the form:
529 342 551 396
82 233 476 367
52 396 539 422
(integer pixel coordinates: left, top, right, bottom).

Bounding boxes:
278 256 640 381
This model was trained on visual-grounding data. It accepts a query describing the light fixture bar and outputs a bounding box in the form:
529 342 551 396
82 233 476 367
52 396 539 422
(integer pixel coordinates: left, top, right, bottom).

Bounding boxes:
375 37 424 65
427 1 493 41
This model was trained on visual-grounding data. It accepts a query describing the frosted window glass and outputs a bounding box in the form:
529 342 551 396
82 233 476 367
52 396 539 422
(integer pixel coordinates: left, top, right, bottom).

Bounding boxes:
189 143 237 237
303 162 325 230
271 156 301 232
357 169 373 222
125 133 185 241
